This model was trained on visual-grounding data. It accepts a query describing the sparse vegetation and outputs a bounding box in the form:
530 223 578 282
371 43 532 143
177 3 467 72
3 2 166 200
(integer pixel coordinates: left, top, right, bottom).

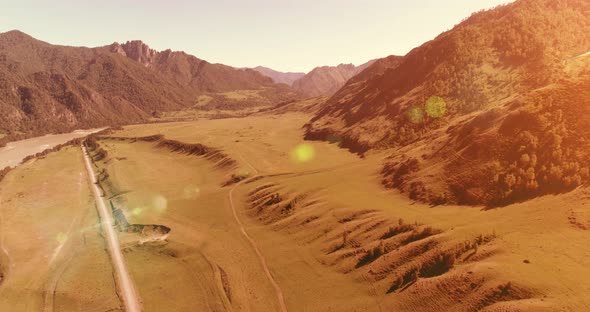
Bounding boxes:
402 227 441 244
356 241 385 268
380 221 415 239
419 251 456 277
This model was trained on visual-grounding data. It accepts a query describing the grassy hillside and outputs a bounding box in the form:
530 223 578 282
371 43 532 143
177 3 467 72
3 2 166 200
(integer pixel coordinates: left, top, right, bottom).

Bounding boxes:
305 0 590 205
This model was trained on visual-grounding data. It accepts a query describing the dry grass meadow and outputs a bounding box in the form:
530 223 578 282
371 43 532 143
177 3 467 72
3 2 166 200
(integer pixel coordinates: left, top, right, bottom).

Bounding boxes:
1 111 590 311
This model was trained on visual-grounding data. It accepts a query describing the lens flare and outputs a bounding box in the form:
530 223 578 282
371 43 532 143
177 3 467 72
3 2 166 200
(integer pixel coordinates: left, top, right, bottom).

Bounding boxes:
132 207 143 216
56 232 68 244
291 144 315 163
425 96 447 118
238 167 251 177
183 185 201 199
407 106 424 123
153 195 168 213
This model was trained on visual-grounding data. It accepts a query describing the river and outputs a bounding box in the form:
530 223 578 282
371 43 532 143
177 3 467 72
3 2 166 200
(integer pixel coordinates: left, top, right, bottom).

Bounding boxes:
0 128 105 168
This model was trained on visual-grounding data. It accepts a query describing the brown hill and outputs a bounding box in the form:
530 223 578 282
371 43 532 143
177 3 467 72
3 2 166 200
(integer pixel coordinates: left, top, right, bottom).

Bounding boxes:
251 66 305 86
305 0 590 205
292 60 376 97
0 31 298 145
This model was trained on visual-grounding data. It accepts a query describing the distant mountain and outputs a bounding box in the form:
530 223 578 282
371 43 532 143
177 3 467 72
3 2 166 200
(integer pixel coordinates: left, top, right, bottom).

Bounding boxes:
109 41 281 92
0 31 298 144
305 0 590 205
292 61 376 97
251 66 305 86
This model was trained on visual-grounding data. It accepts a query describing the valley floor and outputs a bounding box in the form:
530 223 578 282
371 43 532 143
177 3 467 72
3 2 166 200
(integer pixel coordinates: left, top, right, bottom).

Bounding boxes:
0 147 120 311
1 112 589 311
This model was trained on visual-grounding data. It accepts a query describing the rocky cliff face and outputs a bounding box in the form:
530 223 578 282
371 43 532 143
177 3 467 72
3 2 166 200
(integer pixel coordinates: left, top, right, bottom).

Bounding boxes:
110 41 158 67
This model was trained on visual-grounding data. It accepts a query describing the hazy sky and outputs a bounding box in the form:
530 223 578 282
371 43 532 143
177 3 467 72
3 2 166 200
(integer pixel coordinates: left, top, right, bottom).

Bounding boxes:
1 0 512 72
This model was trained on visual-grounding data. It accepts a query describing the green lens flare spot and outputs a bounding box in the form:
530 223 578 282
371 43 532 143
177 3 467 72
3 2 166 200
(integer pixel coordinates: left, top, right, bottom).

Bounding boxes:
132 207 142 216
425 96 447 118
291 144 316 163
56 232 68 244
407 106 424 123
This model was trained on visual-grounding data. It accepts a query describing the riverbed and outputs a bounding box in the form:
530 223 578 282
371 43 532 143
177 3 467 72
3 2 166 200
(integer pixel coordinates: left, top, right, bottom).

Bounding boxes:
0 129 105 168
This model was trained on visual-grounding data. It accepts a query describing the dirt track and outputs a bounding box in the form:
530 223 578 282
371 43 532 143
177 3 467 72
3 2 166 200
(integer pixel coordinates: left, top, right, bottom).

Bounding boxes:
82 144 142 312
228 156 288 312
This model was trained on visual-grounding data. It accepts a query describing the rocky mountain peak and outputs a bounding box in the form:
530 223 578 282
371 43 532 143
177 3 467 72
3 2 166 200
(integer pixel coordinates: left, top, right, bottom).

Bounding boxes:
110 40 158 66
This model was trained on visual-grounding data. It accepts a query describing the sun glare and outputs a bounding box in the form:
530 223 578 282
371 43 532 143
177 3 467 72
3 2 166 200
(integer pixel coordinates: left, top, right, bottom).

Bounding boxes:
291 144 316 163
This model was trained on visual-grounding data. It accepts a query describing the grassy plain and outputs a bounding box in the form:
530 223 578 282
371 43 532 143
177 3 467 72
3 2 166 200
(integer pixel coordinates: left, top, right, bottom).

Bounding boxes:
2 111 590 311
0 147 120 311
93 111 590 311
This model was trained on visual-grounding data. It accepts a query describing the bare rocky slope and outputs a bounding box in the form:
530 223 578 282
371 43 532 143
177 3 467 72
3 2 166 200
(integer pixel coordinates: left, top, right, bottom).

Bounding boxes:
0 31 298 145
304 0 590 205
251 66 305 86
292 60 376 97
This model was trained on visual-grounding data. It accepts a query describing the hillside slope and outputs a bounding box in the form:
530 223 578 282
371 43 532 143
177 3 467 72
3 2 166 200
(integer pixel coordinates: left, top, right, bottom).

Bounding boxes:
0 31 298 144
251 66 305 86
305 0 590 205
292 60 376 97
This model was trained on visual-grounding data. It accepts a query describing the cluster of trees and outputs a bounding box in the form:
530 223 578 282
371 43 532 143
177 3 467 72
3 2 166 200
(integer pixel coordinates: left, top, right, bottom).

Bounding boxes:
486 80 590 205
200 95 270 111
381 77 590 206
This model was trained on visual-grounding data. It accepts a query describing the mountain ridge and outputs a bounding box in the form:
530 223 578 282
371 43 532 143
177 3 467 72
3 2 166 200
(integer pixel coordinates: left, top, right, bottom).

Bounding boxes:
251 66 305 86
292 60 376 97
0 30 298 145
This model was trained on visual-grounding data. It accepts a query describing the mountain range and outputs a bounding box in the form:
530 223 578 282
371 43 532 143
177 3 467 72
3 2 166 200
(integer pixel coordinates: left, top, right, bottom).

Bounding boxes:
252 61 377 97
0 31 298 144
0 30 383 145
250 66 305 86
2 0 589 207
291 61 376 97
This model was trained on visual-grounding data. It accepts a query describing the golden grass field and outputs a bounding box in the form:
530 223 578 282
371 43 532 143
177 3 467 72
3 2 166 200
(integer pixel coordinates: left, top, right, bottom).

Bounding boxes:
2 111 590 311
0 147 120 311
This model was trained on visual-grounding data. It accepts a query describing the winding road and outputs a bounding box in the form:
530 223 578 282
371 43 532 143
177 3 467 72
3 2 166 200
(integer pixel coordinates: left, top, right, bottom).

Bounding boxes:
82 144 142 312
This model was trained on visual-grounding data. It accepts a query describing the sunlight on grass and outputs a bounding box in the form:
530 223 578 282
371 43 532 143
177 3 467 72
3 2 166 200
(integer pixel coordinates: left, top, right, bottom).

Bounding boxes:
221 89 263 100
